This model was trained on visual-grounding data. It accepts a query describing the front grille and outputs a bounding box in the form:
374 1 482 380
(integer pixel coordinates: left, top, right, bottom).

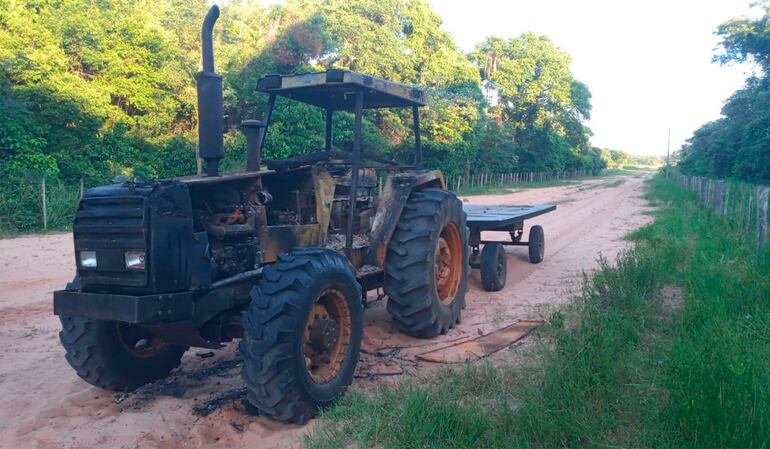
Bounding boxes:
74 196 148 288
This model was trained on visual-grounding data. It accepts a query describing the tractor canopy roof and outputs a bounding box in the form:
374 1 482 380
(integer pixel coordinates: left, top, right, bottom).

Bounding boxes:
256 70 426 110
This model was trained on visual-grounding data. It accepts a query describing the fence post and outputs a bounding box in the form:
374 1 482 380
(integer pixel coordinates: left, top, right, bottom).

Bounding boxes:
748 188 754 233
714 181 725 215
758 187 769 250
41 176 47 230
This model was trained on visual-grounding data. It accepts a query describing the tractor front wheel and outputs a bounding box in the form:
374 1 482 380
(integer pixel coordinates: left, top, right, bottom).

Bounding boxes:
239 249 363 424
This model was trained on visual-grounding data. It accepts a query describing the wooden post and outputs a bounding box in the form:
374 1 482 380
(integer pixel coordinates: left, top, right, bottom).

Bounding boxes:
758 186 769 250
665 128 671 179
714 181 725 215
748 188 754 233
79 178 84 199
41 177 47 230
740 184 746 229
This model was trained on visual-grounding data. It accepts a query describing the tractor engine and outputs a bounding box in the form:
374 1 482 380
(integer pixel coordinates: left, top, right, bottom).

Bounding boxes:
192 186 267 278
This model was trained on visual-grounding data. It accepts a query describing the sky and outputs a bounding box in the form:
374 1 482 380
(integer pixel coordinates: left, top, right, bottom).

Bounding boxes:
429 0 760 156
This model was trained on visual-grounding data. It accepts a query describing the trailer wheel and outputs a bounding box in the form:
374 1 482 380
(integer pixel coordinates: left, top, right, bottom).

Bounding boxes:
58 317 186 391
528 225 545 264
240 249 363 424
385 188 469 338
480 243 507 292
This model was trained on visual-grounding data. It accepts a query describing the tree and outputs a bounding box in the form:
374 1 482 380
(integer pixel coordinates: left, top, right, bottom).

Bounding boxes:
678 4 770 182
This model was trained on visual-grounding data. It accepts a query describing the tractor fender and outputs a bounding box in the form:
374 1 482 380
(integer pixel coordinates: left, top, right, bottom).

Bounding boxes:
367 170 445 266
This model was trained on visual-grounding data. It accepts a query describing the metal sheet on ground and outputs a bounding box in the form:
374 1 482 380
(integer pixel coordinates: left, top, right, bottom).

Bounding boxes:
416 320 543 363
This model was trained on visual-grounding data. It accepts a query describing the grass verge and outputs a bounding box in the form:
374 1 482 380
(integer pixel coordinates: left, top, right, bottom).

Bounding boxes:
306 175 770 448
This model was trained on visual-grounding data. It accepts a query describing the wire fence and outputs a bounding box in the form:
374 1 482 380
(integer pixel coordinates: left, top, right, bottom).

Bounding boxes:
0 177 84 233
445 169 601 194
672 173 770 250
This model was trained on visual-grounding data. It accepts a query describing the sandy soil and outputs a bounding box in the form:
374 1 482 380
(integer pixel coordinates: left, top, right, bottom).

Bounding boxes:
0 174 653 449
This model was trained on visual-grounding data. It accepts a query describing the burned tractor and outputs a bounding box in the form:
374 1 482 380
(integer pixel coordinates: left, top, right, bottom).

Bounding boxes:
53 5 468 423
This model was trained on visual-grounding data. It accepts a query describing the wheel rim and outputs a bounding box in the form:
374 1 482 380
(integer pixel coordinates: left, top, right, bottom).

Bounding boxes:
303 288 352 384
116 323 167 358
434 222 463 305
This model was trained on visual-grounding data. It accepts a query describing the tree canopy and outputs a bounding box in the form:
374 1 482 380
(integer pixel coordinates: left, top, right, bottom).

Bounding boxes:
0 0 602 230
678 2 770 182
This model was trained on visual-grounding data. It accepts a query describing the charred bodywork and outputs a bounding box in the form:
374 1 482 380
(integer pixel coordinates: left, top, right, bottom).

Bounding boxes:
53 7 443 349
55 163 442 346
53 5 467 423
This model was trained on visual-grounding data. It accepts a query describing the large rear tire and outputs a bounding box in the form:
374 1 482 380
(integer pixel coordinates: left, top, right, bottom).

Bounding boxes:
384 188 469 338
59 317 186 391
239 249 363 424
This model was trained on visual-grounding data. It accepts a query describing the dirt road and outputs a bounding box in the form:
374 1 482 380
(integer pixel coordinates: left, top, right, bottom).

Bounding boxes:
0 174 652 449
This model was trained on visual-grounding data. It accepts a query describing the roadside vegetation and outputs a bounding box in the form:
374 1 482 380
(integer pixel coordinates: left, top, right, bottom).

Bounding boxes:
0 0 670 233
678 2 770 184
306 174 770 449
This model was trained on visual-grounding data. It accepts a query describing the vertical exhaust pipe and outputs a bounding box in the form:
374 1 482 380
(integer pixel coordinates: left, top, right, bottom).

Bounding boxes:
196 5 223 177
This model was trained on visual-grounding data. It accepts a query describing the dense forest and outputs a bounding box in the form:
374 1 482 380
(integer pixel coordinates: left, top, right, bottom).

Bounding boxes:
0 0 610 230
678 2 770 182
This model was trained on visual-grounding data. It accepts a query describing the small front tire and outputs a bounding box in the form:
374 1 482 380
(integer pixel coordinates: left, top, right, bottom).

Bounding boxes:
528 225 545 264
480 242 507 292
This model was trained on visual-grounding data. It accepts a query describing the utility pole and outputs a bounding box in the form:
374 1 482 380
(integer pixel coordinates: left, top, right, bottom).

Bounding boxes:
666 128 671 179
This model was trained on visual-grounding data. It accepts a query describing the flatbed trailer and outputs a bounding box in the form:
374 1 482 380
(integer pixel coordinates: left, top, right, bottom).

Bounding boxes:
463 204 556 292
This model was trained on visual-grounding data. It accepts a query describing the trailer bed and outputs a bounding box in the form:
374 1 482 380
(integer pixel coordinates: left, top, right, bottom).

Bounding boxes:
464 204 555 230
464 204 556 292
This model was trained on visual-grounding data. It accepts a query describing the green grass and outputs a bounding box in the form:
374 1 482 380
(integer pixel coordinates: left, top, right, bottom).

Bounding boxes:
306 175 770 449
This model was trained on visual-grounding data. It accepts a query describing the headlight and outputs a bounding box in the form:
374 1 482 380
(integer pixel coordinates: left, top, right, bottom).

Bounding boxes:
79 250 97 268
125 251 146 270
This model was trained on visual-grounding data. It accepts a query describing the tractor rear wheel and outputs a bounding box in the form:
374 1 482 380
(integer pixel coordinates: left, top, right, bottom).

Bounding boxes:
240 249 363 424
59 317 186 391
384 188 469 338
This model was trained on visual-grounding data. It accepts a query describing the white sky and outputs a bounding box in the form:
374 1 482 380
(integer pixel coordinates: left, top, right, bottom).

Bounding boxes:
429 0 760 156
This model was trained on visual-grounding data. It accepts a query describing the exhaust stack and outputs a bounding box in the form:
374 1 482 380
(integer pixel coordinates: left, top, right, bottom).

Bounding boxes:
196 5 223 177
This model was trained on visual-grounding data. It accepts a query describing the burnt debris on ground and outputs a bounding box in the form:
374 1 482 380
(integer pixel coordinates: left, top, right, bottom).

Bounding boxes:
114 356 243 411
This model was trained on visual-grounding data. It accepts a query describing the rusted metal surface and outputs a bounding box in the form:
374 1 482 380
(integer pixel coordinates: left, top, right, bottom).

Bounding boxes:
367 170 445 266
257 70 426 109
313 167 336 245
260 224 323 263
415 320 543 363
435 223 463 305
303 288 352 384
